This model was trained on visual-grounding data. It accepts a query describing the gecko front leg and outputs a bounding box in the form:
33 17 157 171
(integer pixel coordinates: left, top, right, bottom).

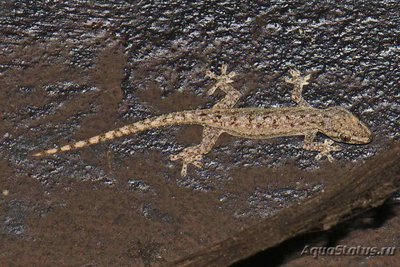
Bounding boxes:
302 132 342 162
170 64 241 176
285 69 311 107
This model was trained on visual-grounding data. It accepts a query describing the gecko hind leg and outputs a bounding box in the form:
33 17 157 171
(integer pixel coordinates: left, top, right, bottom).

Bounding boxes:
170 65 241 176
285 69 311 107
302 132 342 162
170 127 224 176
206 64 242 109
206 64 238 95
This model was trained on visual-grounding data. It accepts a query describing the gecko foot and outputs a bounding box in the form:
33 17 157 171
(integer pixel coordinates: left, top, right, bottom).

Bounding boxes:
170 147 204 177
206 64 237 95
285 69 311 87
314 140 342 162
285 69 311 107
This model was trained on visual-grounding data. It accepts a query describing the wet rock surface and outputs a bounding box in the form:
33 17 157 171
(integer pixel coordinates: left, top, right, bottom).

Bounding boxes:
0 1 399 266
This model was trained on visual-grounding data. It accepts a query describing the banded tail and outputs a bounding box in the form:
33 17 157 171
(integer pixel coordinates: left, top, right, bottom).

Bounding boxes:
32 110 204 157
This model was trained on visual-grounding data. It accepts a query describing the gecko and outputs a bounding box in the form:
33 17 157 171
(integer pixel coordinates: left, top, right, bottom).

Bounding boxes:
33 65 372 176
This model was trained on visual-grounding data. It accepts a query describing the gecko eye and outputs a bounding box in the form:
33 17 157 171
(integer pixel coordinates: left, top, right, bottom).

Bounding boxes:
339 133 351 142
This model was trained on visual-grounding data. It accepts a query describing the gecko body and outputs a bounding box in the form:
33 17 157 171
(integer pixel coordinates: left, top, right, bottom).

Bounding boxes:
33 66 372 176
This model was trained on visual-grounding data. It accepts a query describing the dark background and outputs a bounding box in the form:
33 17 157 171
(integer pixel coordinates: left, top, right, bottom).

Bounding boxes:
0 1 399 266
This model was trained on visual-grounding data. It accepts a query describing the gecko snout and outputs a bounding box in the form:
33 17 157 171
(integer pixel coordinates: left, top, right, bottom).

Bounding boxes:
335 119 372 144
348 122 373 144
351 132 372 144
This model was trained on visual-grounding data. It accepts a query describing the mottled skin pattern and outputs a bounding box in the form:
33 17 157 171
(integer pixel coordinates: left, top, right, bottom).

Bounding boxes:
33 65 372 176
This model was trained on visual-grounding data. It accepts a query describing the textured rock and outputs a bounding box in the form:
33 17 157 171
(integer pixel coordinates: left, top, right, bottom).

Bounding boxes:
0 1 399 266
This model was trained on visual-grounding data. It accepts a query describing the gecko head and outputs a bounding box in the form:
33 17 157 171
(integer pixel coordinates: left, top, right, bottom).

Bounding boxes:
323 107 372 144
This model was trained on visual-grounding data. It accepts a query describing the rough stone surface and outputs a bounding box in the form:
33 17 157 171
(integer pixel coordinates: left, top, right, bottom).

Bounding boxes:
0 1 399 266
